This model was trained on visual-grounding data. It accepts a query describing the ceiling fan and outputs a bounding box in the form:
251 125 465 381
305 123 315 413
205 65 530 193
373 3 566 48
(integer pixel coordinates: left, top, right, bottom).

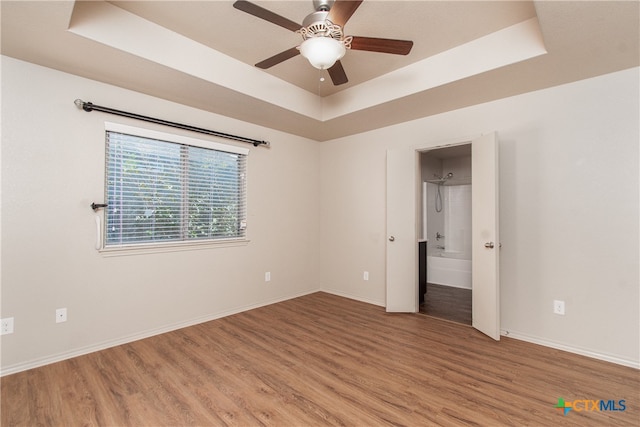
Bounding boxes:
233 0 414 86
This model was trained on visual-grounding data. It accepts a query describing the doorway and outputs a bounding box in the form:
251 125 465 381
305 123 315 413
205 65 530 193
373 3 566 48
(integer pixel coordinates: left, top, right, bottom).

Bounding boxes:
386 132 500 340
419 145 472 324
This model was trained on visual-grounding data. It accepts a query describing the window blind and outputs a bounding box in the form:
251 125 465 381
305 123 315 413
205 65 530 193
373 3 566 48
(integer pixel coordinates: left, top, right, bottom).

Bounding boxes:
105 129 247 246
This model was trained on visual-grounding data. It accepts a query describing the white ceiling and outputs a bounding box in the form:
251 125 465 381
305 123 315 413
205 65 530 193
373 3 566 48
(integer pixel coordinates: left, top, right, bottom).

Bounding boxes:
1 1 638 141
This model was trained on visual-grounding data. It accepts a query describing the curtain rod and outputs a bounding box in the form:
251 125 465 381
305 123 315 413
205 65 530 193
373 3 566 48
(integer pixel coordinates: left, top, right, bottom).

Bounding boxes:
74 99 270 148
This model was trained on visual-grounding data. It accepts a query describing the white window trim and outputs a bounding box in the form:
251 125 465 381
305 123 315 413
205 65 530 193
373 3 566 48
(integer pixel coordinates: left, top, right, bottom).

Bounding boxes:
99 237 249 257
99 122 250 256
104 122 250 155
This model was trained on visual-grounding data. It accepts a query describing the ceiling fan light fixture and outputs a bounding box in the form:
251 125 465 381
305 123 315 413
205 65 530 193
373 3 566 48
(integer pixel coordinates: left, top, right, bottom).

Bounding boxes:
299 36 346 70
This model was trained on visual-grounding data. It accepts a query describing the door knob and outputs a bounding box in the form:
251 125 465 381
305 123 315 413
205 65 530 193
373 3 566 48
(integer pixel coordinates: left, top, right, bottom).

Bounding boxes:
484 242 494 248
389 236 395 242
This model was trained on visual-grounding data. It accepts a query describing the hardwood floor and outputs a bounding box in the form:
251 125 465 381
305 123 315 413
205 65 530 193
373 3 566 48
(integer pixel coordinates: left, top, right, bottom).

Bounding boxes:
420 283 472 325
2 292 638 426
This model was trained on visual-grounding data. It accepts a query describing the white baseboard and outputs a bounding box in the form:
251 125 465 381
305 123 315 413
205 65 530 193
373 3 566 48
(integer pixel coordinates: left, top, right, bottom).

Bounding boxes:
321 288 385 307
0 288 320 377
502 329 639 369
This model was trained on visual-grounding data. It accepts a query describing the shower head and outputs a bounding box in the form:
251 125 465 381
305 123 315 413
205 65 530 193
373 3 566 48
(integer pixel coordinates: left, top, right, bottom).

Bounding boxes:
433 172 454 181
430 172 454 186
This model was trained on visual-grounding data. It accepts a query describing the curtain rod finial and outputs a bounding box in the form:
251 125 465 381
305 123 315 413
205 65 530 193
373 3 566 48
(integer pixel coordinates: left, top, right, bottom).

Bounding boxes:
74 99 93 112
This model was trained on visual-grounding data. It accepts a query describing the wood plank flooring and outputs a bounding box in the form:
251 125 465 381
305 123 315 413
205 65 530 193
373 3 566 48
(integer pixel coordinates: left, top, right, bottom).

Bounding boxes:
2 292 638 426
420 283 472 325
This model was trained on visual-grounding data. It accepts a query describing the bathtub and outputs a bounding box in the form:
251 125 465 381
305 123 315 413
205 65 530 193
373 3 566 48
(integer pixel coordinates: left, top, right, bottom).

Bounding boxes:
427 251 472 289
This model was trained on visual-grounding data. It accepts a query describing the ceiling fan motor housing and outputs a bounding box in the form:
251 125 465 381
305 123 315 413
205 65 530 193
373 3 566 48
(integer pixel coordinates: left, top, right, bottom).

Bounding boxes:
301 11 344 40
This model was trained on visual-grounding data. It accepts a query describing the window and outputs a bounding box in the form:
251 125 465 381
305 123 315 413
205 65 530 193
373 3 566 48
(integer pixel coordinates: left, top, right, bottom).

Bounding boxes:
104 123 248 248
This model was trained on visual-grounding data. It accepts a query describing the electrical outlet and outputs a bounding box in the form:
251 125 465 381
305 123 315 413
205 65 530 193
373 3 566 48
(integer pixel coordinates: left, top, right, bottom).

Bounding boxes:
363 271 369 281
553 300 565 315
56 308 67 323
265 272 271 282
1 317 14 335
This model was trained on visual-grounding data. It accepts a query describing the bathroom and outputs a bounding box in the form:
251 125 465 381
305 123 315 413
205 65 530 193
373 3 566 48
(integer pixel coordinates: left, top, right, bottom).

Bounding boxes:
419 145 472 324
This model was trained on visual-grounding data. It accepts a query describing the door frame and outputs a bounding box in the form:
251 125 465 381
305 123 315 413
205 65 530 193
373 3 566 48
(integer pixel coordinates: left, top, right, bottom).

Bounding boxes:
386 136 473 313
386 133 500 339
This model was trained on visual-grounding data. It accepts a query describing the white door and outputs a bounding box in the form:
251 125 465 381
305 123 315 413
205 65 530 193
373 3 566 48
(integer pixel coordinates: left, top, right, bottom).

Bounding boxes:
385 133 500 340
471 132 500 340
386 148 418 312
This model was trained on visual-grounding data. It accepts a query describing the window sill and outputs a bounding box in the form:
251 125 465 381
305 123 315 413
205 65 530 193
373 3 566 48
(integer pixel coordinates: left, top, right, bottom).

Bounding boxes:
99 238 249 257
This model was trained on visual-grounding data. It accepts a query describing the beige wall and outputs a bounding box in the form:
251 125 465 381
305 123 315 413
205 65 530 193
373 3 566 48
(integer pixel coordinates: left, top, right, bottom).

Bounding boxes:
1 57 321 373
319 68 640 366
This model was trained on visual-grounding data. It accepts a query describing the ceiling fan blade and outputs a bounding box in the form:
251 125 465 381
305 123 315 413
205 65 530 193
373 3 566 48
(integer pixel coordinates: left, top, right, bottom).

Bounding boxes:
233 0 301 32
255 47 300 69
327 0 363 27
350 36 413 55
328 60 348 86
